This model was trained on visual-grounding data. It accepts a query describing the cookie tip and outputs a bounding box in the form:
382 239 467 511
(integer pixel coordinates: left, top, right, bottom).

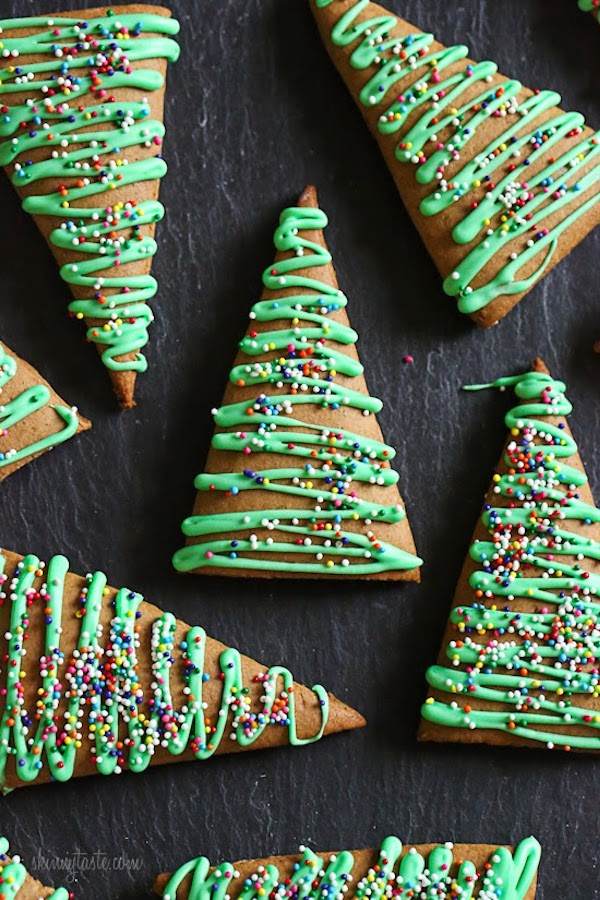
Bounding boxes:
77 412 93 432
110 370 138 409
298 184 319 207
325 693 367 735
531 356 550 374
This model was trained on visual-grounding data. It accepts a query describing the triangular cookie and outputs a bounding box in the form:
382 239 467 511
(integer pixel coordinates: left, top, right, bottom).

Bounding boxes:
0 340 89 480
0 835 68 899
154 835 541 899
172 185 422 581
311 0 600 327
421 358 600 753
0 548 364 791
0 6 180 408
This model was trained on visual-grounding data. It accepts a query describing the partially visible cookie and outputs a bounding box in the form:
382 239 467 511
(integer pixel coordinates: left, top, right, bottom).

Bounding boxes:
0 341 89 481
310 0 600 327
0 835 69 898
420 358 600 753
0 547 364 791
154 835 541 899
172 185 422 581
0 7 180 408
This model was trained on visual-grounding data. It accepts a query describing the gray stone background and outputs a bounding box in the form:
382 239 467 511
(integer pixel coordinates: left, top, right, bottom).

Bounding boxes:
0 0 598 896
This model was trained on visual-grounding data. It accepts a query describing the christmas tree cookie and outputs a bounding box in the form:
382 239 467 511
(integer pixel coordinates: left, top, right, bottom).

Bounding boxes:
0 340 89 480
0 836 69 899
154 834 541 899
421 358 600 753
0 547 364 791
310 0 600 327
172 185 422 580
0 6 180 408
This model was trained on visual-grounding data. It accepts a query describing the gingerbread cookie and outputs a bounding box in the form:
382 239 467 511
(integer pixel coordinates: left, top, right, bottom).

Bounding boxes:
0 6 180 408
420 358 600 752
0 836 69 899
0 548 364 791
0 340 89 480
310 0 600 327
172 185 422 581
154 834 541 899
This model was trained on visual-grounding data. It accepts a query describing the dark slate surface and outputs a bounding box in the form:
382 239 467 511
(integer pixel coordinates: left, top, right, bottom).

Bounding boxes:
0 0 598 896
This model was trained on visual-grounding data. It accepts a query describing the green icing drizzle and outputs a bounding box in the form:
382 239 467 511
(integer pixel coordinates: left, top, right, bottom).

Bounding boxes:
0 342 79 467
0 12 180 372
317 0 600 314
0 553 328 789
161 835 541 900
423 369 600 750
0 836 68 899
173 203 422 576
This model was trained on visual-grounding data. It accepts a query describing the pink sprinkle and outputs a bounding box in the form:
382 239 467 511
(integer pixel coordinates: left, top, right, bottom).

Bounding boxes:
402 355 414 365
